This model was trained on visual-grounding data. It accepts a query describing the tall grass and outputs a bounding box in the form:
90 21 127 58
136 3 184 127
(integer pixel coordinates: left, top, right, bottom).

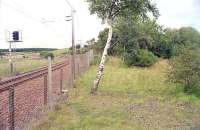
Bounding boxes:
31 57 200 130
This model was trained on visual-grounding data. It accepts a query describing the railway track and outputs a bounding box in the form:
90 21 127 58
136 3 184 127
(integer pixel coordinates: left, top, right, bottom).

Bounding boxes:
0 60 70 93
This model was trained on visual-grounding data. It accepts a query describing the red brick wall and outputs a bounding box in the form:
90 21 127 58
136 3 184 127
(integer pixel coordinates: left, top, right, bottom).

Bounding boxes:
0 53 92 130
0 91 9 130
0 66 69 130
14 76 45 130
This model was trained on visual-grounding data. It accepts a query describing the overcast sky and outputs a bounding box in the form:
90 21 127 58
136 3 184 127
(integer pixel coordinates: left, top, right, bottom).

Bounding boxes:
0 0 200 49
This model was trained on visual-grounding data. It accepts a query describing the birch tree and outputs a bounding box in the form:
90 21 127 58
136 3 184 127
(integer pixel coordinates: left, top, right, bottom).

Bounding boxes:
86 0 159 94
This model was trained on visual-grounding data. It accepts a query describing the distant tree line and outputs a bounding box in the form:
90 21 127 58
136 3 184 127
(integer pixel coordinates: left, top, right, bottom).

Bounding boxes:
69 44 91 54
0 48 57 52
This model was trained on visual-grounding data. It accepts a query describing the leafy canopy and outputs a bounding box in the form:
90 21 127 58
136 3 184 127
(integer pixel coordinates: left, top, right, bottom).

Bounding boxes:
86 0 159 23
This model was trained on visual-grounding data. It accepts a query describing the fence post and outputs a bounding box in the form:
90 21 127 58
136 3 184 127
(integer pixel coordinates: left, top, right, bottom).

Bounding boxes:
9 86 15 130
0 98 3 130
87 52 90 69
60 69 63 94
77 63 80 77
44 75 48 105
48 57 53 110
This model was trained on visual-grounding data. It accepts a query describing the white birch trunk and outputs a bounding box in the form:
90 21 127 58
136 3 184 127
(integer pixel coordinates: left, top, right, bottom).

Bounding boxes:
91 24 113 94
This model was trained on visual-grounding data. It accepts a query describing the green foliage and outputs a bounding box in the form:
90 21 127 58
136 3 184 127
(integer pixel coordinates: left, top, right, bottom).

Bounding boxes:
94 28 109 54
80 48 89 54
178 27 200 46
51 48 69 57
153 27 200 58
31 57 200 130
76 44 81 50
151 41 173 58
168 48 200 93
86 0 159 23
124 49 157 67
90 55 101 65
40 52 54 59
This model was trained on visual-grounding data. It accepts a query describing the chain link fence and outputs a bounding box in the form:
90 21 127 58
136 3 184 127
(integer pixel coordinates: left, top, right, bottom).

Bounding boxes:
0 50 93 130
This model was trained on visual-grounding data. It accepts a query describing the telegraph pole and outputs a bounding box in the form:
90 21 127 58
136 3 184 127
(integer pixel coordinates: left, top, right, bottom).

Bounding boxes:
65 0 76 84
71 9 76 81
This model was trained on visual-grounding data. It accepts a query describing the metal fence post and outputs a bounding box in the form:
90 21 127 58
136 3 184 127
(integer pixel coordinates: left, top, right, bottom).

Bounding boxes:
60 69 63 94
9 86 15 130
48 57 53 110
44 75 48 105
68 64 73 87
0 99 3 130
77 63 80 77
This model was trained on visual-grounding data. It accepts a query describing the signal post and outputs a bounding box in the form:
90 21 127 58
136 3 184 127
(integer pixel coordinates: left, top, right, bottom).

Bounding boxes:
6 30 22 130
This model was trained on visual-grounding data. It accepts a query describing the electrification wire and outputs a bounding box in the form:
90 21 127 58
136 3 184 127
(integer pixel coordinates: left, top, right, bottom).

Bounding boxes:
2 1 43 23
10 0 66 23
1 1 68 40
64 0 82 46
65 0 75 11
75 12 83 46
1 0 79 48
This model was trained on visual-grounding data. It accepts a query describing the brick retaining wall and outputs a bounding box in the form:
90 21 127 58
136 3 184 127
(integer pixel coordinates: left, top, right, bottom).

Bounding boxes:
0 51 93 130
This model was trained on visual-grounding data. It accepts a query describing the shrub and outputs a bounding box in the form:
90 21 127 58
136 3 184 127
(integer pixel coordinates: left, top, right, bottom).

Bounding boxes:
152 42 173 58
40 52 54 59
124 49 157 67
168 48 200 93
90 55 101 65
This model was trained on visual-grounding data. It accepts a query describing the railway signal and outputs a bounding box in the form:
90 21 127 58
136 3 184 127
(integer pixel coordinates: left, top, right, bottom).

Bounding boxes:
12 31 19 41
5 30 23 75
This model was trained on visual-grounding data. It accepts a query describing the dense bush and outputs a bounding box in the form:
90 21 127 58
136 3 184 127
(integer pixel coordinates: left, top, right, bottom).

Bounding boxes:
152 42 173 58
124 49 157 67
168 48 200 93
40 52 54 59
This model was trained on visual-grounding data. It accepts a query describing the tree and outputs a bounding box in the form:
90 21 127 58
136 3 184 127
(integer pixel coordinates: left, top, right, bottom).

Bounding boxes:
76 44 81 50
40 52 54 59
168 48 200 93
178 27 200 47
86 0 159 94
94 28 109 53
94 28 118 55
153 27 200 57
86 38 96 49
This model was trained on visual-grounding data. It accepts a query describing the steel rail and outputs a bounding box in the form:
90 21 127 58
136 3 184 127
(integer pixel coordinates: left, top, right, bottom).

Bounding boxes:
0 60 69 93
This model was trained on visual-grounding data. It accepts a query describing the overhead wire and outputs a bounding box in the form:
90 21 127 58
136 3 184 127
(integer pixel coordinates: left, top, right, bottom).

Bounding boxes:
1 0 68 40
75 12 83 46
65 0 75 11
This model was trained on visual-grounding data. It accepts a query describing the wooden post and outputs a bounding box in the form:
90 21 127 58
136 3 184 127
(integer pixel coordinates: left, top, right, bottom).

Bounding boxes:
48 57 53 110
8 42 15 130
9 42 13 75
0 98 3 129
68 65 73 87
9 86 15 130
77 63 80 77
44 75 48 105
60 69 63 94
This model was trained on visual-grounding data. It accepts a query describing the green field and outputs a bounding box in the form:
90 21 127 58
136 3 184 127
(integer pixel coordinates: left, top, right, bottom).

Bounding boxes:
0 48 71 78
0 59 48 78
31 57 200 130
0 57 64 78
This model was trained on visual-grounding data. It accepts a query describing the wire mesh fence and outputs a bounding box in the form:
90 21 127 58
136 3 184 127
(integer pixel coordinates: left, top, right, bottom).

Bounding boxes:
0 50 93 130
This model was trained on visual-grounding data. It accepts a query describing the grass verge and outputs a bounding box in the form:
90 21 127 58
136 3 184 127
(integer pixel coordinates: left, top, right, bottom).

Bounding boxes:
31 57 200 130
